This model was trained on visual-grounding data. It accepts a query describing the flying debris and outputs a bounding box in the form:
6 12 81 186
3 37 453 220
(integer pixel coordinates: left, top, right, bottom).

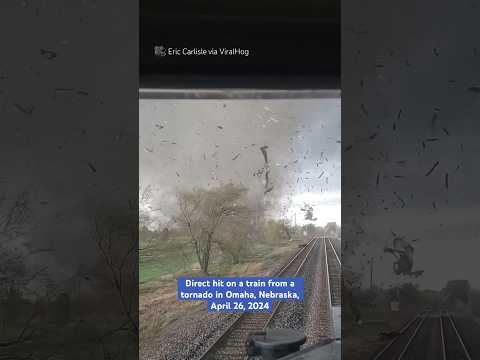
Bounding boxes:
260 146 269 163
384 237 424 277
253 145 274 194
300 203 316 221
13 102 34 115
40 48 58 59
253 168 265 177
431 110 439 127
361 103 368 116
425 161 439 176
52 88 76 99
397 109 403 120
264 186 274 194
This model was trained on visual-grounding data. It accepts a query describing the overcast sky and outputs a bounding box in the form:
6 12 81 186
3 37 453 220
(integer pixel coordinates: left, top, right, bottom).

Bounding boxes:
139 98 341 228
342 0 480 290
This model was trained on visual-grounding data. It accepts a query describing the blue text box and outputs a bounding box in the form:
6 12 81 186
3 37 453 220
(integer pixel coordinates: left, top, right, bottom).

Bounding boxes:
177 277 304 312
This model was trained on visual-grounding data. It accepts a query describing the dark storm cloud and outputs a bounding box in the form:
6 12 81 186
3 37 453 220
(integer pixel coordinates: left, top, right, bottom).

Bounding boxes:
343 0 480 289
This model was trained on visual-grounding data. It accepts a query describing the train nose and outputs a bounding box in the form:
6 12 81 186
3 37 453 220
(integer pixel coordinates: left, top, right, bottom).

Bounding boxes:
246 328 307 360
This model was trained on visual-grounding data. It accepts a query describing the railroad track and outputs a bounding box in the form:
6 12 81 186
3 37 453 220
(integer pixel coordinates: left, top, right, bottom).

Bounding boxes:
373 310 472 360
197 238 318 360
320 236 341 340
440 311 472 360
324 237 341 307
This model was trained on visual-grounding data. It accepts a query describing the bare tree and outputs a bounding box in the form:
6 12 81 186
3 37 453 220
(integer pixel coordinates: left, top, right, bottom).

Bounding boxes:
93 212 138 343
176 183 249 274
0 192 49 358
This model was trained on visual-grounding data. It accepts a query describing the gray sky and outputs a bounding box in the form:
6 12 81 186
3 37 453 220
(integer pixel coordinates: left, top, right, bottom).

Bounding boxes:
139 98 341 228
343 0 480 290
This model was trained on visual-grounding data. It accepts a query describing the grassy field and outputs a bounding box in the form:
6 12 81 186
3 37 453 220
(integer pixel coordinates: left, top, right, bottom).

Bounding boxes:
140 235 195 285
139 233 307 292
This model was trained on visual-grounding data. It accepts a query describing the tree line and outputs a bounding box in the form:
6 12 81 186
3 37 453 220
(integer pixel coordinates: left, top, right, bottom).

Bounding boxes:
141 183 341 275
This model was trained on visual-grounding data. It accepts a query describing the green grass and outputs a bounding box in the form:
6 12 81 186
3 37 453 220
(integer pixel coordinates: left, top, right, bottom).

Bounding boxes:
139 236 196 284
139 233 307 290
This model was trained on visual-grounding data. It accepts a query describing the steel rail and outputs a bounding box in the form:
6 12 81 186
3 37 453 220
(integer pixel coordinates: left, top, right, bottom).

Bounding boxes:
372 312 425 360
323 237 334 336
327 237 341 266
444 311 472 360
440 313 447 360
197 238 318 360
263 238 318 328
275 237 317 277
397 313 429 359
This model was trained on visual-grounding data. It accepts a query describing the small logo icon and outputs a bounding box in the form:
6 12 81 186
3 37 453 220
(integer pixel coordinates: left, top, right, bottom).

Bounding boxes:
154 45 167 57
